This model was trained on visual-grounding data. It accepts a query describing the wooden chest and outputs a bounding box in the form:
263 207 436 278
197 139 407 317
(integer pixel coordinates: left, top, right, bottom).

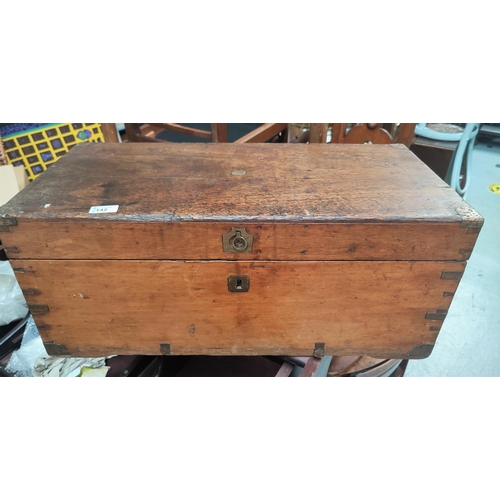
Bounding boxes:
0 143 483 359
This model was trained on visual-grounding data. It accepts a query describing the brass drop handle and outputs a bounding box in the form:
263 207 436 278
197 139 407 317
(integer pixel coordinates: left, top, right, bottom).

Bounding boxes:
230 232 248 251
222 227 253 253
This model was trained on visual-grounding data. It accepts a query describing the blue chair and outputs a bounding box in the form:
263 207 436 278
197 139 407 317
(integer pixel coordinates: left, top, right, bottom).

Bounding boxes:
414 123 480 198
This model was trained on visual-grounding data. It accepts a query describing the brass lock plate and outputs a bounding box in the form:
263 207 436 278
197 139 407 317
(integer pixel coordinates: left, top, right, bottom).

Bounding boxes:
228 275 250 292
222 227 253 253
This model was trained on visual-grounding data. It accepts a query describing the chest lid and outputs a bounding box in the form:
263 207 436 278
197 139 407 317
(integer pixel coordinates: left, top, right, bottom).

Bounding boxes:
1 142 483 261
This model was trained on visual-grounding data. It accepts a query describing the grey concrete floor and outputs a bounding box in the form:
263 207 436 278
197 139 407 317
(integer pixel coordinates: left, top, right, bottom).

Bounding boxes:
406 142 500 376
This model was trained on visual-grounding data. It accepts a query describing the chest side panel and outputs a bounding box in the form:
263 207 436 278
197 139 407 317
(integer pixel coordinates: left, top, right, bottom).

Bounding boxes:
14 260 465 359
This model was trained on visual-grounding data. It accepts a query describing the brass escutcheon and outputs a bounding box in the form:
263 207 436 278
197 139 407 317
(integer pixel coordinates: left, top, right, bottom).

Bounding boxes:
228 275 250 292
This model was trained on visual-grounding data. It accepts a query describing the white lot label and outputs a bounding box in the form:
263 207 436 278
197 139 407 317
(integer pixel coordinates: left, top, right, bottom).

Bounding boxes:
89 205 119 214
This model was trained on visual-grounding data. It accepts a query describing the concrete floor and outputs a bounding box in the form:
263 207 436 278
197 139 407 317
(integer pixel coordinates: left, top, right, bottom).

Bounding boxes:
406 142 500 376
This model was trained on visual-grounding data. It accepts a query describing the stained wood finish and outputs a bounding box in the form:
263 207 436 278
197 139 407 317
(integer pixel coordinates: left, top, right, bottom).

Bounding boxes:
342 124 393 144
125 124 173 142
210 124 228 143
309 124 328 144
123 123 143 142
1 220 480 261
410 136 458 181
15 260 464 359
310 123 416 147
330 124 347 143
100 123 120 143
1 143 482 262
2 143 482 360
1 143 479 224
394 123 417 148
298 357 322 377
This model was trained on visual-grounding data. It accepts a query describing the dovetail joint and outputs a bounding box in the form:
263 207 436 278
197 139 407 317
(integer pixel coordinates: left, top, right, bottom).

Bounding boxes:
425 310 448 321
0 215 18 226
404 344 435 359
441 271 463 280
28 304 50 315
43 341 70 356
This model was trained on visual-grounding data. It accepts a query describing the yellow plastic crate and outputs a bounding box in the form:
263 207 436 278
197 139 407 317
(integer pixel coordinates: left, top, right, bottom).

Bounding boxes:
2 123 105 181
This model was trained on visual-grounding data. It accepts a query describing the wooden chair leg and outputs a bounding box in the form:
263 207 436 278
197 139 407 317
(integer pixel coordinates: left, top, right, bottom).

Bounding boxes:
275 361 295 377
394 123 417 148
100 123 120 143
330 123 347 143
235 123 287 144
298 357 322 376
124 123 142 142
310 123 329 143
210 124 228 143
278 124 289 143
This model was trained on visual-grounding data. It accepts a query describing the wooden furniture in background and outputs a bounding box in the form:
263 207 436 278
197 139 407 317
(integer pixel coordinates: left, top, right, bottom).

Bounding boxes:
123 123 288 144
1 142 482 360
234 123 288 143
103 353 327 377
410 135 459 180
328 355 408 377
100 123 120 143
309 123 416 147
124 123 228 143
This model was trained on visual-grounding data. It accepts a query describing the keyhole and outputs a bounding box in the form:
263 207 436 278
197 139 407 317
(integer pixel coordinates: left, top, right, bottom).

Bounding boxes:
228 275 249 292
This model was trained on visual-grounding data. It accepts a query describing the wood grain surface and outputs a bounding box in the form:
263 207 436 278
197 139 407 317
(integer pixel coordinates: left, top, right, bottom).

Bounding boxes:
1 142 478 223
1 219 479 261
15 260 465 358
1 143 482 359
309 124 329 144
